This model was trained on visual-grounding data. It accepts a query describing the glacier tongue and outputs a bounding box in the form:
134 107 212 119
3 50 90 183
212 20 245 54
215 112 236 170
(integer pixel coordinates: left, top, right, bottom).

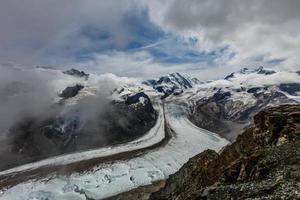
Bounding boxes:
0 101 229 200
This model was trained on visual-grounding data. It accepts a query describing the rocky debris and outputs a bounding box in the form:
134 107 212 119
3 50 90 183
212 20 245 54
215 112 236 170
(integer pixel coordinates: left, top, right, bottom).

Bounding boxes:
150 104 300 200
59 84 84 99
63 68 89 80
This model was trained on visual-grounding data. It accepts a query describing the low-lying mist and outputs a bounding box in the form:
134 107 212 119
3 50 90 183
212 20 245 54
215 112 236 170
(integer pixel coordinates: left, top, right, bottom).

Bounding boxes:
0 65 156 171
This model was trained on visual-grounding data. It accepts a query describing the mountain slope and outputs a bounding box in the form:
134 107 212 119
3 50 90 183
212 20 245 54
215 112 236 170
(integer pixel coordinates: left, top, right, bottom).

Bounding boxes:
150 104 300 200
177 67 300 141
0 68 158 171
143 72 200 98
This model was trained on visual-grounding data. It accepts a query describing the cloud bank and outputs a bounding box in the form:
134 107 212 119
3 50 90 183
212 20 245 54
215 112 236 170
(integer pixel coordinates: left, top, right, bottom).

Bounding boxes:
0 0 299 78
0 0 137 64
146 0 300 71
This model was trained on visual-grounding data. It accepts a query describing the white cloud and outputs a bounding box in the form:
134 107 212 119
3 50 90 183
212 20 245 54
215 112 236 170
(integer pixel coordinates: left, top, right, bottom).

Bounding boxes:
1 0 299 79
79 51 207 78
0 0 137 64
145 0 300 71
76 46 247 80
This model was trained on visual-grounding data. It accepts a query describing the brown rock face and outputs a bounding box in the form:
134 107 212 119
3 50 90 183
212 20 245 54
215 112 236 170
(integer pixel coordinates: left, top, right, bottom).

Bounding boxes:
150 104 300 200
189 90 297 142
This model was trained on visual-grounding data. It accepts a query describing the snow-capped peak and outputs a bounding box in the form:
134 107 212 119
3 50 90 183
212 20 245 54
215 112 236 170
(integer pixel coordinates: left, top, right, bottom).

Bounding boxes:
143 72 199 98
225 66 276 80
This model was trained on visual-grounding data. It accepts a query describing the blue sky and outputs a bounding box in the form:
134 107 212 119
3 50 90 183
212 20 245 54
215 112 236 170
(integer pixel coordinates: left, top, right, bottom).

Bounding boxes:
41 6 238 77
44 7 230 67
0 0 299 79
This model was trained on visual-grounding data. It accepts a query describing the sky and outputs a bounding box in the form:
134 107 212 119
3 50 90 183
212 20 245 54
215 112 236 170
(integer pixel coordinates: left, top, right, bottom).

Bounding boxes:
0 0 300 79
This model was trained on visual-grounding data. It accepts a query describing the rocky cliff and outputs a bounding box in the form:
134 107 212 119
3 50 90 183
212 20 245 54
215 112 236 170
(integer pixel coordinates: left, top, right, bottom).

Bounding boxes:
150 104 300 200
188 67 299 141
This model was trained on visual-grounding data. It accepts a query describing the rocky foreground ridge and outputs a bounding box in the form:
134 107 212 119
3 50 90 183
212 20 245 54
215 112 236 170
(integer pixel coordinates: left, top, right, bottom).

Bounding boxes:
149 104 300 200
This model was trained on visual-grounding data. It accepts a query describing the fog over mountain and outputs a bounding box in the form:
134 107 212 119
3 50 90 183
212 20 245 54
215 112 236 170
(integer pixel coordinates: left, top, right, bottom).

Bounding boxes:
0 66 148 170
1 0 300 78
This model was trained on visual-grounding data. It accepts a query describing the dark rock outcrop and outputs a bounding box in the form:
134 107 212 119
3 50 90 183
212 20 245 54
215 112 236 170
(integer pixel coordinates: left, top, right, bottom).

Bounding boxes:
189 89 296 141
256 66 276 75
224 73 235 80
125 92 150 105
59 84 84 99
213 90 231 101
150 104 300 200
125 92 155 114
279 83 300 95
63 68 89 80
247 87 262 94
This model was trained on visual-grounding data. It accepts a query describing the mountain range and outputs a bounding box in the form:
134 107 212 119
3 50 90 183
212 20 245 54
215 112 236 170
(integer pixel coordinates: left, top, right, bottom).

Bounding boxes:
1 66 299 170
0 66 299 200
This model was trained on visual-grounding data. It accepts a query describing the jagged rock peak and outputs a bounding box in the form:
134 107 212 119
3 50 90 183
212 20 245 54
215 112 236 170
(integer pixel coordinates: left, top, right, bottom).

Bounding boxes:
63 68 89 80
143 72 200 98
225 66 276 80
59 84 84 99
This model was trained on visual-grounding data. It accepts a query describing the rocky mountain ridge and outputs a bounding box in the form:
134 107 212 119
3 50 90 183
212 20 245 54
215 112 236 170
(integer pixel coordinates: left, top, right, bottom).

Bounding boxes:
184 67 300 141
150 104 300 200
143 72 200 98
